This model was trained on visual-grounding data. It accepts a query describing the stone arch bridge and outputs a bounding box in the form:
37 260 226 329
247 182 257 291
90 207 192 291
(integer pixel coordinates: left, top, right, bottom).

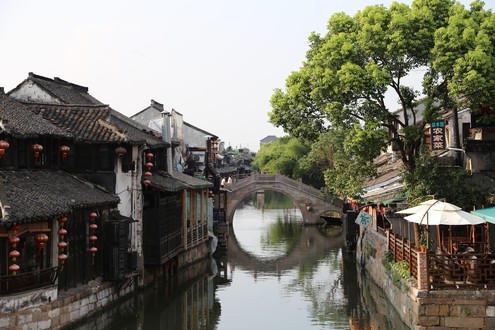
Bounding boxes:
226 173 343 224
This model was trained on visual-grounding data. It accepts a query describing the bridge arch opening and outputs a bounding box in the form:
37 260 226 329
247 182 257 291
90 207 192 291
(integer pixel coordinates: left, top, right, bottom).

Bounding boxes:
231 191 303 260
226 173 344 224
229 187 309 225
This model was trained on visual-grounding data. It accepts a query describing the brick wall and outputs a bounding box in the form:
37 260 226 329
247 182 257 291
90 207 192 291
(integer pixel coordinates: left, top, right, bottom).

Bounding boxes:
0 279 135 329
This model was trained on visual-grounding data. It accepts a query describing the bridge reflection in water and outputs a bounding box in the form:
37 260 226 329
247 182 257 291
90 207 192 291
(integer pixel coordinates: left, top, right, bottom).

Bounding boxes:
66 203 407 330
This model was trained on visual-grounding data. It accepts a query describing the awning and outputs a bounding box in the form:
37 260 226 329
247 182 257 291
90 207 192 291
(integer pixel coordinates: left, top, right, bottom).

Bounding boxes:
471 207 495 224
381 195 407 206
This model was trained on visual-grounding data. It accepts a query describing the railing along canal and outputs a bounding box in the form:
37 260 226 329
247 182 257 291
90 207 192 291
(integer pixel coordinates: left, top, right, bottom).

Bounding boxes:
388 231 495 290
186 223 208 250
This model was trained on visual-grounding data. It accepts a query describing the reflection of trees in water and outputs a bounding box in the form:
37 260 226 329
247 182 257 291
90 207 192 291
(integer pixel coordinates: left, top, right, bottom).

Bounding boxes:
260 215 302 254
283 249 348 328
356 268 409 330
343 255 371 330
281 250 408 329
245 190 295 209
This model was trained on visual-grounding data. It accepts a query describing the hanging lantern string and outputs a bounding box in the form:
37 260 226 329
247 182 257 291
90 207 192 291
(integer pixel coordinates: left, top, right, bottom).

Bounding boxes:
57 216 69 271
89 212 98 265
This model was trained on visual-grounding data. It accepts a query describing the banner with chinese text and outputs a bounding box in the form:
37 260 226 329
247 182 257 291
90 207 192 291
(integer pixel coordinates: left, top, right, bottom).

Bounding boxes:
431 120 446 150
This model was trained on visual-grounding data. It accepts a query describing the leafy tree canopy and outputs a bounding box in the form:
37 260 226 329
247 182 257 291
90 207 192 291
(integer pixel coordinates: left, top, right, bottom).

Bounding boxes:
427 0 495 124
269 0 494 198
252 136 310 182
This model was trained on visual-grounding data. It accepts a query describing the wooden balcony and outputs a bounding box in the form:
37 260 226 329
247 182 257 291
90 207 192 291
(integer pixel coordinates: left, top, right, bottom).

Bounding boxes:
0 267 58 295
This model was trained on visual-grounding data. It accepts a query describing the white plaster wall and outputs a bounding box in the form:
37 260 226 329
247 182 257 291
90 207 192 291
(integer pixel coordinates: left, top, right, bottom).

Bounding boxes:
183 125 208 148
10 82 62 104
132 109 159 127
0 285 58 314
114 145 144 276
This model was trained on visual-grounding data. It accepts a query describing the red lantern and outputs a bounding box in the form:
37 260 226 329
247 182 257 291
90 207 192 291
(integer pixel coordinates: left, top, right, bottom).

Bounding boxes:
145 162 153 170
58 228 67 239
144 171 152 178
58 254 68 265
59 145 70 159
89 223 98 231
146 152 154 160
89 235 98 243
10 224 19 234
35 233 49 249
32 144 43 163
88 246 98 256
57 241 67 251
9 264 20 275
89 212 98 220
143 179 151 188
9 236 20 248
58 216 68 227
0 140 9 158
9 250 20 261
115 146 127 157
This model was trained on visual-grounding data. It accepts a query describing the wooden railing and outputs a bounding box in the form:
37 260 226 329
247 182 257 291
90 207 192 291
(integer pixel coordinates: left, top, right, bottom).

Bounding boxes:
186 223 208 250
0 267 58 295
429 253 495 289
388 230 495 290
388 232 419 280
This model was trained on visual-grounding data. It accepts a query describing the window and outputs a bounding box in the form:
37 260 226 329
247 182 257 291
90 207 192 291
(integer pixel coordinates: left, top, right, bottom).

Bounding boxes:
98 145 112 170
76 144 94 170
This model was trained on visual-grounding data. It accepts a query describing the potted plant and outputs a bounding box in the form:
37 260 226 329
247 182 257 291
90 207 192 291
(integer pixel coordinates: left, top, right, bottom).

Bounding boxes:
419 233 428 252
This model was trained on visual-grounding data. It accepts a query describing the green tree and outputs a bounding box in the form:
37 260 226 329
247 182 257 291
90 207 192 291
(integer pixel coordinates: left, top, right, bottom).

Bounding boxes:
403 146 489 209
253 136 310 181
270 1 456 199
426 0 495 128
298 127 383 198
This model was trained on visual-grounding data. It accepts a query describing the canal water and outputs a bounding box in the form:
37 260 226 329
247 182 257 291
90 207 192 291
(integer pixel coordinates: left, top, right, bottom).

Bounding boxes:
66 192 409 330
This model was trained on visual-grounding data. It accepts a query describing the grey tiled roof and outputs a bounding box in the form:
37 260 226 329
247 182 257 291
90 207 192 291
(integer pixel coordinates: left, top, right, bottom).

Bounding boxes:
0 170 119 224
150 172 188 192
109 110 164 147
8 73 165 146
12 73 103 105
28 104 166 146
171 170 213 189
0 94 70 138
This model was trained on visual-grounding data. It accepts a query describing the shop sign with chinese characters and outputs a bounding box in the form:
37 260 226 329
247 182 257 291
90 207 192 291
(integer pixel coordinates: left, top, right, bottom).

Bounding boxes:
431 120 446 150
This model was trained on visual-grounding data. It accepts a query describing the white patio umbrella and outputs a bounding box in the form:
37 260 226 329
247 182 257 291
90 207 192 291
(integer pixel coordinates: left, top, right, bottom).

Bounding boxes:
396 199 458 214
404 204 486 225
402 201 487 253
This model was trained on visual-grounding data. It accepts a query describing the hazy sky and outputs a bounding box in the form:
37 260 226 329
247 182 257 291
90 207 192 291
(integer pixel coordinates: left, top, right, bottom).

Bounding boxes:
1 1 491 151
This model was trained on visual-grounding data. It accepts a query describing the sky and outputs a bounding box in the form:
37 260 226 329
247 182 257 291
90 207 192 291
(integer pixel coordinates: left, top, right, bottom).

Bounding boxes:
0 0 492 152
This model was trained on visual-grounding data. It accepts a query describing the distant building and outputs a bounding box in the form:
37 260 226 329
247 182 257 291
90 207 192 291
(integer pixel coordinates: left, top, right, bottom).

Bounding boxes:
260 135 278 148
130 99 219 175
